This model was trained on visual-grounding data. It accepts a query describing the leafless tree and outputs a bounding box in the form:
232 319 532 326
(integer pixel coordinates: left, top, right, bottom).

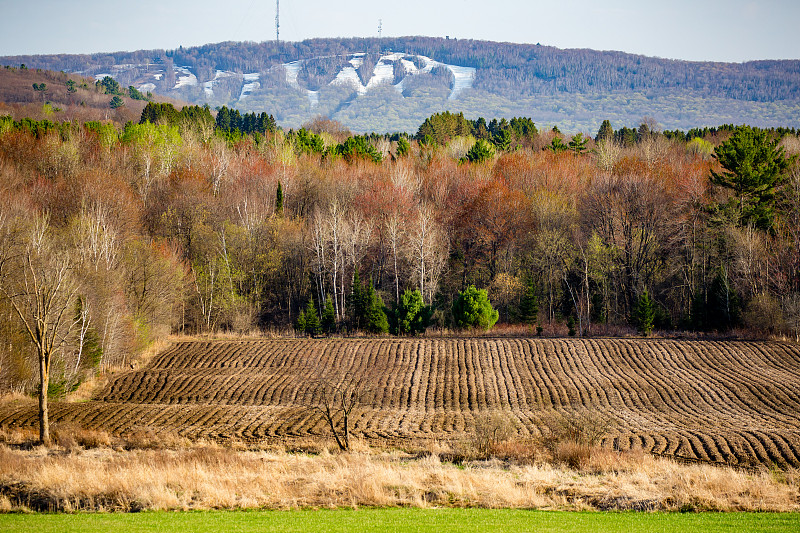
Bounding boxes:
0 214 80 444
303 360 371 451
406 204 448 305
384 213 404 304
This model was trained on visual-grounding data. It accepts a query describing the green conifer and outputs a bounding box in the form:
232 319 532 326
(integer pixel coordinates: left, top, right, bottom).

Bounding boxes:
275 181 284 217
632 290 656 336
517 276 539 325
304 299 320 336
321 295 336 334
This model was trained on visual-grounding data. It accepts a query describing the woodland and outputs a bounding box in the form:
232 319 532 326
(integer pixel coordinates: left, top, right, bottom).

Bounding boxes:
0 100 799 405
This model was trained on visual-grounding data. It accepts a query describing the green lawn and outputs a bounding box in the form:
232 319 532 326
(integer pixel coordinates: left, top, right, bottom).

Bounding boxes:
1 509 799 533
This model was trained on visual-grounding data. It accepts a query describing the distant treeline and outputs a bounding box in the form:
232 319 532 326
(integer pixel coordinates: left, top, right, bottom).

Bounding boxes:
4 37 799 102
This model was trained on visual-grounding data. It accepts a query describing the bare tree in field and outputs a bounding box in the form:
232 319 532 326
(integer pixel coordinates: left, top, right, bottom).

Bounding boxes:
309 375 369 451
0 214 80 444
303 358 372 452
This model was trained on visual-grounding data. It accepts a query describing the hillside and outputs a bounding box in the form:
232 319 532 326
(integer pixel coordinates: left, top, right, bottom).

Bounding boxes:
2 338 799 468
0 65 184 124
3 37 799 132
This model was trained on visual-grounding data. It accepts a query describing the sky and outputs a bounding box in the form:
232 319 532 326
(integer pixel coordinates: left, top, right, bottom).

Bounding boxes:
0 0 798 62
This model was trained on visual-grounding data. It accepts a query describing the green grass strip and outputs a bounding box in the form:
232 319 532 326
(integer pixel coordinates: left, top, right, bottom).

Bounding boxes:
1 508 799 533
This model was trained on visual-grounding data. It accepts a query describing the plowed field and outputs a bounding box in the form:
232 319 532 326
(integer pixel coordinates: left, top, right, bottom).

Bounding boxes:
2 338 799 468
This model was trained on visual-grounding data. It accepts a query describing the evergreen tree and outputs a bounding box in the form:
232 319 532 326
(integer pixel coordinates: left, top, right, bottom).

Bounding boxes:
707 267 741 331
215 106 231 132
364 282 389 334
395 137 410 157
321 295 336 334
491 128 512 151
109 96 125 109
568 133 589 153
275 181 284 217
97 76 120 95
545 137 569 153
295 309 307 335
596 119 613 142
632 290 656 336
304 299 320 336
349 268 367 330
452 285 499 331
128 86 147 101
517 276 539 325
465 139 495 163
710 125 793 231
394 289 431 335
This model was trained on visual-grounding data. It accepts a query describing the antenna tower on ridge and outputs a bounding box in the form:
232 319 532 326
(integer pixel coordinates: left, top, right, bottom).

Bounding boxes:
378 19 382 40
276 0 280 43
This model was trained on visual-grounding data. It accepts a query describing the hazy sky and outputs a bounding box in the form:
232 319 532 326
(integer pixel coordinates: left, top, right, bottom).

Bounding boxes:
1 0 798 62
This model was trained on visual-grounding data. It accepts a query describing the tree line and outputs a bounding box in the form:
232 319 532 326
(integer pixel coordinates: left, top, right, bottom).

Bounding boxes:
6 37 799 103
1 108 799 437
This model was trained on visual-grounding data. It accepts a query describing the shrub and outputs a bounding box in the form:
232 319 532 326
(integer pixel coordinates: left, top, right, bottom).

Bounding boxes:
537 409 615 469
470 411 516 457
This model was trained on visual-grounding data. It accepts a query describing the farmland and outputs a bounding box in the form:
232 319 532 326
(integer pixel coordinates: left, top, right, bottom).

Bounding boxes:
1 338 799 469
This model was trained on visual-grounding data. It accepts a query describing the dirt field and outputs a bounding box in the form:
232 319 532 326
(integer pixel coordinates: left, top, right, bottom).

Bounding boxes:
1 338 799 468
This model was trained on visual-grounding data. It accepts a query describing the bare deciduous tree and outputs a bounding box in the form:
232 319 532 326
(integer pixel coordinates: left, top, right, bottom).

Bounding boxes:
406 205 448 305
304 361 371 451
0 214 80 444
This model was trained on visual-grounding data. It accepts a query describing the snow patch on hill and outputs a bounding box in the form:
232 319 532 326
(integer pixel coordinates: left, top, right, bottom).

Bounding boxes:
204 70 234 98
239 73 260 100
448 65 476 100
174 67 197 89
283 61 302 87
282 61 320 106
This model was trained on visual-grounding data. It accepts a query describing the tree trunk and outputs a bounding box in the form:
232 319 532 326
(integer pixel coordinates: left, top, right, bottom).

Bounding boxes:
39 351 50 445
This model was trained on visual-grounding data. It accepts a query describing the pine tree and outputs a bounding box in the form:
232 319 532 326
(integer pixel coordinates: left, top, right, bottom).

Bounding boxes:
349 268 367 330
364 282 389 334
395 289 430 335
517 276 539 325
596 119 613 142
568 133 589 153
304 299 320 336
295 309 307 335
710 126 793 231
632 290 656 336
396 137 410 157
465 139 495 163
321 295 336 334
275 181 284 217
452 285 499 331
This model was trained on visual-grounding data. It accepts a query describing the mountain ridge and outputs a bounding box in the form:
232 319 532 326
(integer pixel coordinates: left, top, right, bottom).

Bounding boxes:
3 37 799 133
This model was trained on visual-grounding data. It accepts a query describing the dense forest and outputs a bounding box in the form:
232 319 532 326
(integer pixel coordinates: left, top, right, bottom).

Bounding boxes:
1 105 799 398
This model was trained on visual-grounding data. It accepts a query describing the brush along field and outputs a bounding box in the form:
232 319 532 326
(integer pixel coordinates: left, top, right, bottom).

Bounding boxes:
2 338 800 468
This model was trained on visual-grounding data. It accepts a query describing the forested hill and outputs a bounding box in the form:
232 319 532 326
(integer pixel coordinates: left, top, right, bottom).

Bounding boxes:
3 37 799 132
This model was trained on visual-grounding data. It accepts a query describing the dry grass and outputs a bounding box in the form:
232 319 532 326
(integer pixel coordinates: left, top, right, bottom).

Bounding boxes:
0 439 797 513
